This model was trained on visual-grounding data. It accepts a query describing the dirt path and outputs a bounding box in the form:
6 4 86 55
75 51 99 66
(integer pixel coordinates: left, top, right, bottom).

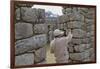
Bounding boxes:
46 45 56 64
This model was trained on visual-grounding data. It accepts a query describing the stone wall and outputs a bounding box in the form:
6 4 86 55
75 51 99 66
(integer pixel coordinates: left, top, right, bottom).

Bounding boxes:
59 7 95 63
15 6 47 66
15 5 95 65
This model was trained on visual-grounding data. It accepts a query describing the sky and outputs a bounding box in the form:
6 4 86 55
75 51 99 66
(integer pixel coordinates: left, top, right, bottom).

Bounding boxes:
32 5 63 16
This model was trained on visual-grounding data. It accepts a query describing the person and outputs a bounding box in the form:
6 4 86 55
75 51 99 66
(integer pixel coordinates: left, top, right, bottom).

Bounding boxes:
50 29 73 63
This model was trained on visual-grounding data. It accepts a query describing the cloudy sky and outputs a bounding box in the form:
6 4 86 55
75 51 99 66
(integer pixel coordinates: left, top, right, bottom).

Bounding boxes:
32 5 63 16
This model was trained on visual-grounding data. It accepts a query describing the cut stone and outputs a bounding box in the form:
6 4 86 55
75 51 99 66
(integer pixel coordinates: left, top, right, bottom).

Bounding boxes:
15 53 34 66
15 23 33 40
72 29 87 38
15 34 47 55
34 47 46 63
69 48 94 61
74 44 91 52
34 24 48 34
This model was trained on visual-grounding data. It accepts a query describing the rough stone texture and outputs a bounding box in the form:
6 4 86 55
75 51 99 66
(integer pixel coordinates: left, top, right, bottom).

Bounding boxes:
15 6 95 65
15 23 33 40
68 46 74 53
69 48 94 61
15 34 47 55
22 8 38 23
34 47 46 63
74 44 91 52
15 36 35 55
34 24 48 34
85 19 94 26
72 29 87 38
21 8 45 23
70 13 84 21
16 8 20 21
57 14 69 23
67 21 84 29
62 7 95 63
15 53 34 66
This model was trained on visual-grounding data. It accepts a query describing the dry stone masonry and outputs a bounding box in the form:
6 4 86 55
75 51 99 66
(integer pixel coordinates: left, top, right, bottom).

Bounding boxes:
15 4 95 65
61 7 95 63
15 5 47 66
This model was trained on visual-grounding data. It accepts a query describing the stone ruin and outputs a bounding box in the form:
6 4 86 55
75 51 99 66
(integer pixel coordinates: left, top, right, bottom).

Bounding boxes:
60 7 95 63
15 4 95 66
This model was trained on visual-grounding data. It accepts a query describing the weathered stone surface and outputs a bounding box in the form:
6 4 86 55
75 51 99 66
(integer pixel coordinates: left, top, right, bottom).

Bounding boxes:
74 44 91 52
22 8 38 23
87 31 94 37
15 36 35 55
71 38 90 45
85 19 94 26
72 29 87 38
45 17 57 24
34 24 48 34
62 8 72 15
38 9 45 23
16 8 20 21
22 8 45 23
15 23 33 39
67 21 84 29
87 25 94 32
69 48 94 61
15 34 47 55
15 53 34 66
70 13 84 21
34 47 46 63
34 34 47 47
57 14 69 23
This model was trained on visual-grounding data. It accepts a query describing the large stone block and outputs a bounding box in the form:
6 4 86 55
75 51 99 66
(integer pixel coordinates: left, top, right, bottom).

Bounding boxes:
15 34 47 55
74 44 91 52
72 29 87 38
34 24 48 34
15 53 34 66
22 8 38 23
34 47 46 63
15 23 33 40
71 38 90 45
69 48 94 61
15 36 35 55
22 8 45 23
33 34 47 47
